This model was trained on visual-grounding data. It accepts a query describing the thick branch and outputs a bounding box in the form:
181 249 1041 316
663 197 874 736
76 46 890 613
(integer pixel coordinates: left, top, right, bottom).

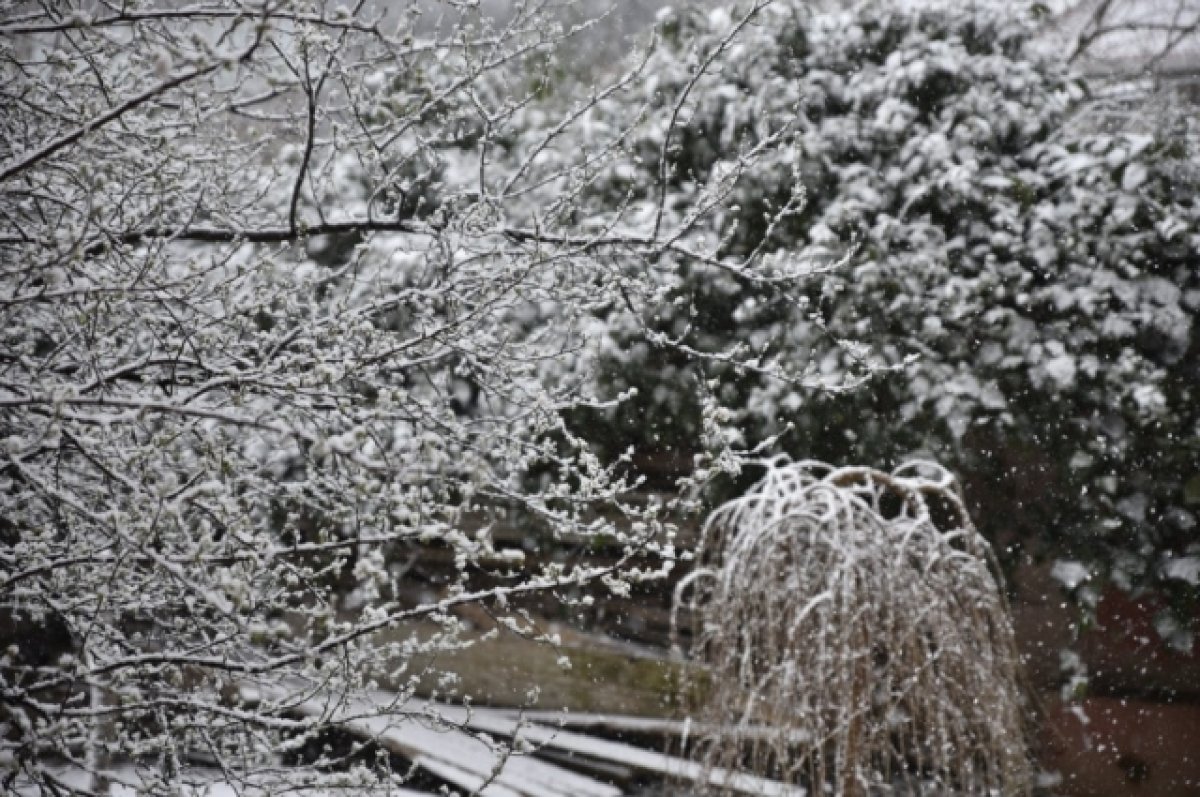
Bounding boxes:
74 219 423 254
1 31 264 183
3 64 217 184
0 8 383 36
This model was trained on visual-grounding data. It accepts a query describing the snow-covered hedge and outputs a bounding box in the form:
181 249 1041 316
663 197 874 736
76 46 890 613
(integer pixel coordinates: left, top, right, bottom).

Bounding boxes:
568 0 1200 625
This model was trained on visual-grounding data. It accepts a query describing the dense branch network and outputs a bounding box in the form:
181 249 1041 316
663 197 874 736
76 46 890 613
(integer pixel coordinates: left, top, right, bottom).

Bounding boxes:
0 1 840 793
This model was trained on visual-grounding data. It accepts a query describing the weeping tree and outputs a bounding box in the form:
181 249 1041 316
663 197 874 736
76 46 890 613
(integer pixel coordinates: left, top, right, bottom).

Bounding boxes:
675 460 1031 796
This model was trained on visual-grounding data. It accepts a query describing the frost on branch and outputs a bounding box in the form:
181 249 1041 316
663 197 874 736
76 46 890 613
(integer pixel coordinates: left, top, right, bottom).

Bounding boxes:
0 1 789 792
675 460 1031 796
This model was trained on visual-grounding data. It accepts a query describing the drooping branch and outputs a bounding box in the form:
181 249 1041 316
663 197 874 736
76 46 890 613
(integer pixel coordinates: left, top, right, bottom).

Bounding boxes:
677 460 1032 796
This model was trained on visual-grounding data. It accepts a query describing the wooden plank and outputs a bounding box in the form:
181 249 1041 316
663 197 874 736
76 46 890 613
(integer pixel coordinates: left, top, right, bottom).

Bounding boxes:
412 756 526 797
253 684 803 796
456 709 805 796
488 709 810 745
497 710 692 735
260 686 621 797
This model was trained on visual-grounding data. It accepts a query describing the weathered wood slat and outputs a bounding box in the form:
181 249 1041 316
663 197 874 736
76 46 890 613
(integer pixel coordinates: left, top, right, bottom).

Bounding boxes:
459 709 805 797
254 683 805 796
258 686 622 797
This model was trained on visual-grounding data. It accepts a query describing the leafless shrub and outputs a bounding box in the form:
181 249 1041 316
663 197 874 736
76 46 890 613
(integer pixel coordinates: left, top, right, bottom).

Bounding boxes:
675 460 1032 796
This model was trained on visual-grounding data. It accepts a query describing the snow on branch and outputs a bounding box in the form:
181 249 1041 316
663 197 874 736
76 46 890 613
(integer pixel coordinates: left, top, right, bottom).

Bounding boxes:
675 460 1032 796
0 1 826 793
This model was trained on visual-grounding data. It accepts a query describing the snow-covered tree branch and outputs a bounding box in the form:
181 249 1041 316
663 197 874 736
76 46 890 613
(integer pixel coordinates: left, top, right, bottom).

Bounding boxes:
0 1 828 792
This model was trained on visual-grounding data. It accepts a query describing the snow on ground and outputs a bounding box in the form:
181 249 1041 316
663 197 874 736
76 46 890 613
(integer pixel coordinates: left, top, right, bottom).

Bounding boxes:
13 692 806 797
